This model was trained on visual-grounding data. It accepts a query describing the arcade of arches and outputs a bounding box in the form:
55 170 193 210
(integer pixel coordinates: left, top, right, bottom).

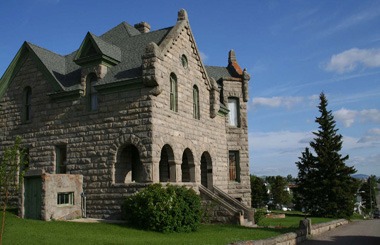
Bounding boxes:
114 144 213 188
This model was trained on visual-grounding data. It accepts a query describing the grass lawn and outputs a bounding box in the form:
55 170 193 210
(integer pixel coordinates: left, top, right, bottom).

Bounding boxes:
258 212 336 228
1 211 295 245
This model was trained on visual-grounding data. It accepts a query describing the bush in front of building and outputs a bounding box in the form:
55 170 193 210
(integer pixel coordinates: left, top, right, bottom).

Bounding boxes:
123 183 202 233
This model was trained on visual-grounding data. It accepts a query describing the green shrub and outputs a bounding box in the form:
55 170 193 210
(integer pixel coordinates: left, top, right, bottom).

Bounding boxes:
123 183 202 233
254 209 266 224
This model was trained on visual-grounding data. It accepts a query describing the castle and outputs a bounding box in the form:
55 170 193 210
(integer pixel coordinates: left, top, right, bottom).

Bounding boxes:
0 9 252 224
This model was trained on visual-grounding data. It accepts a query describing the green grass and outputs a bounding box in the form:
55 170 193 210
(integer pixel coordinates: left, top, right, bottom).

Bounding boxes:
1 211 295 245
258 212 336 228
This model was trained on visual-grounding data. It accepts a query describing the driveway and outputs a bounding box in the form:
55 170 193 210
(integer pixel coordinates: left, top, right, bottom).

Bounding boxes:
301 219 380 244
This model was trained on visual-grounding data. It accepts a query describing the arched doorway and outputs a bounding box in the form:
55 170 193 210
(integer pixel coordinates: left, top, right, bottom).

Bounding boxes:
114 145 143 183
181 148 195 182
201 152 213 188
159 144 175 182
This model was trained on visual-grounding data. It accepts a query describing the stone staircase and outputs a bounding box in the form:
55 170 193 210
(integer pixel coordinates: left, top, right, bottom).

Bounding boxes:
199 185 255 227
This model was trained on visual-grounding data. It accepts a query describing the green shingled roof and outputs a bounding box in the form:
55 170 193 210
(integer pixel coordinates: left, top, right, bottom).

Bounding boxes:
205 66 235 82
1 20 236 98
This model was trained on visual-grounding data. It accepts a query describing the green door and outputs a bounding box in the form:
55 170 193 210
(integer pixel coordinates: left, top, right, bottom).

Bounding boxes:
24 177 42 219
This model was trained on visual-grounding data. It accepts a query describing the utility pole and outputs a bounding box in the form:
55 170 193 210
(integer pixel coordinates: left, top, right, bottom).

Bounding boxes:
369 177 373 218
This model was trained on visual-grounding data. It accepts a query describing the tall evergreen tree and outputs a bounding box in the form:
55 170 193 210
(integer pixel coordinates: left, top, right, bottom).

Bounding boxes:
250 175 269 208
359 176 377 214
295 93 358 218
271 176 291 207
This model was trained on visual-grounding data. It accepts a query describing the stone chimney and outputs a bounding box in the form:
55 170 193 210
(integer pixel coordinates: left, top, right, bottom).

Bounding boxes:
134 22 151 33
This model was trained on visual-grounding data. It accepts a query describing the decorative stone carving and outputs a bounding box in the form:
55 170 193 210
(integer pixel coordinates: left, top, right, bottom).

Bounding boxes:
242 68 250 102
177 9 188 21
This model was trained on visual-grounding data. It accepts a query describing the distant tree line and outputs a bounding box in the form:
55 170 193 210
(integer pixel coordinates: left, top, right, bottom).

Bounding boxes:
250 175 293 209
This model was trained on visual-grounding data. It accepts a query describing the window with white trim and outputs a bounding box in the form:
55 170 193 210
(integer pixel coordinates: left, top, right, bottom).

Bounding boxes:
228 97 239 127
57 192 74 205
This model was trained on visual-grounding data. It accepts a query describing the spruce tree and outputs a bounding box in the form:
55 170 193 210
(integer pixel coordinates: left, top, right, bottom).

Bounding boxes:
295 93 358 218
250 175 269 208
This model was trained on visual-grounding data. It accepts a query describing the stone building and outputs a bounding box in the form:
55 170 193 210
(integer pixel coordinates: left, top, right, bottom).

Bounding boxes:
0 10 253 224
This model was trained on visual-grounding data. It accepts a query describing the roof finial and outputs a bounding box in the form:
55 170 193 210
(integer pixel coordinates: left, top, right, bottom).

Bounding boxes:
228 49 237 63
177 9 188 21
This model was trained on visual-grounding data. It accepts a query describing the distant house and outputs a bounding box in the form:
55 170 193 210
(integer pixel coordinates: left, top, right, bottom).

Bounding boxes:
0 9 252 224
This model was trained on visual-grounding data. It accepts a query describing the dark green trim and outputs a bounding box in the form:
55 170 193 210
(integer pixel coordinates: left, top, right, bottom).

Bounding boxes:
218 103 229 116
95 78 142 93
75 54 120 67
74 32 121 67
0 44 28 99
49 89 83 101
0 42 64 100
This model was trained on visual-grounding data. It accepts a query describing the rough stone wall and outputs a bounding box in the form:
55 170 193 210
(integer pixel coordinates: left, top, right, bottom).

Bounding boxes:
41 173 83 221
150 25 227 188
0 56 154 218
223 79 251 207
0 24 251 218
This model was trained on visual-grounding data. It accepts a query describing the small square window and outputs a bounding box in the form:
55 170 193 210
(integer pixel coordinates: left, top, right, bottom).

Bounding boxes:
57 192 74 205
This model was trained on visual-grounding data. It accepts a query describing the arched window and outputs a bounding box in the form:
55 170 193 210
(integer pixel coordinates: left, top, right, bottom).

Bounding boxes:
22 86 32 122
181 148 195 182
193 85 200 119
159 144 175 182
200 152 213 188
86 74 98 111
115 145 143 183
170 73 178 112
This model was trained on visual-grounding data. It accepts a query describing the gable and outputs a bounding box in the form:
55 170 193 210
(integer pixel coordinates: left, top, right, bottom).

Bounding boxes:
0 42 64 99
74 32 121 67
158 9 212 91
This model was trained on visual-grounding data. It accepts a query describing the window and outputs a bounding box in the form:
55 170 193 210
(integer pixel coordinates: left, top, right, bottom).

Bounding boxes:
55 145 67 174
57 192 74 205
193 85 200 119
228 97 239 127
229 151 240 182
22 86 32 122
115 145 143 183
170 73 178 112
87 74 98 111
21 148 30 172
181 54 188 68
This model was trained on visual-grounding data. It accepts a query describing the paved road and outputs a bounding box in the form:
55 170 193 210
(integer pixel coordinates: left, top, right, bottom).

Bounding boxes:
301 219 380 244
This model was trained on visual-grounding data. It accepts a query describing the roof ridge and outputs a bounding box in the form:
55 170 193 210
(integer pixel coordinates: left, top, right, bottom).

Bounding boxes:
26 42 64 58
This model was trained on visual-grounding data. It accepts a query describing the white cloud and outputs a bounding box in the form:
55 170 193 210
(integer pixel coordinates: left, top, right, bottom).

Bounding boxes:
199 51 208 62
249 130 379 176
320 6 380 37
334 108 380 127
358 128 380 143
249 131 313 176
334 108 357 127
325 48 380 73
369 128 380 134
252 96 303 109
250 131 313 154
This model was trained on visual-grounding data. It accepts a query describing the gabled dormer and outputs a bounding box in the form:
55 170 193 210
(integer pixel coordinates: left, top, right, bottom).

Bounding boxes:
74 32 121 68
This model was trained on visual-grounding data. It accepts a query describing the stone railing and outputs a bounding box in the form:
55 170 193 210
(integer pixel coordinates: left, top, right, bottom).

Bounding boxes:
213 186 254 223
230 218 349 245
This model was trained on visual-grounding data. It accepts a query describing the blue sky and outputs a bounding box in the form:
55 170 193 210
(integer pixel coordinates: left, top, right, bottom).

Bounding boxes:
1 0 379 177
